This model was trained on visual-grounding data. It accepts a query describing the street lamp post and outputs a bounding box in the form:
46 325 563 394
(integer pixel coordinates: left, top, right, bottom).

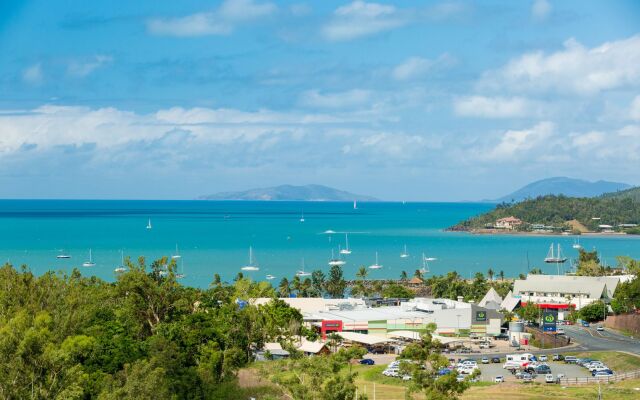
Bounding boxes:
456 314 462 338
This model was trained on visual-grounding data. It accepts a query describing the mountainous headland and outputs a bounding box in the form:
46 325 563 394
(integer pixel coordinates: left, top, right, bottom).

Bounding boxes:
452 187 640 235
492 177 631 203
198 184 378 201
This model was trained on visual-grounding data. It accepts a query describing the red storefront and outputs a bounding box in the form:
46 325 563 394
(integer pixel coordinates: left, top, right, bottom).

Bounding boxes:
321 320 343 339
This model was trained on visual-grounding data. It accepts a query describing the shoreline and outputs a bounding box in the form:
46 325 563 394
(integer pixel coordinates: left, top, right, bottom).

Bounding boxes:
448 229 636 238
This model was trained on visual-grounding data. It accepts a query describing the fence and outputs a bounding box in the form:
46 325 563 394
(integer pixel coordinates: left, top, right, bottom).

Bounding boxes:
604 313 640 336
559 369 640 385
525 326 571 348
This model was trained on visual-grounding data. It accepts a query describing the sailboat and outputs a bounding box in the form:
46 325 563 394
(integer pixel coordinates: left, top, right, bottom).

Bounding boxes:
353 200 358 210
241 246 260 271
114 250 126 273
300 211 305 223
172 244 181 259
266 274 276 280
339 234 352 255
419 253 430 274
572 238 582 249
328 249 346 266
176 258 185 279
56 250 71 259
82 249 96 267
296 258 311 277
544 243 567 263
146 218 152 229
424 256 437 261
368 252 383 269
400 244 409 258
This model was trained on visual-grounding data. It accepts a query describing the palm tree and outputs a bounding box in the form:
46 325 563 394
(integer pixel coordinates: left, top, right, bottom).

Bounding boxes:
291 275 302 296
356 266 368 280
487 268 494 281
278 277 290 297
414 269 423 279
400 270 408 281
499 270 505 281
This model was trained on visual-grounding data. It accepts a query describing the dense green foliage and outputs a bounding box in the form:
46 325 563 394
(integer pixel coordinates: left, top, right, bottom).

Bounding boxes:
579 301 607 323
451 194 640 232
0 258 305 399
426 271 512 302
601 186 640 202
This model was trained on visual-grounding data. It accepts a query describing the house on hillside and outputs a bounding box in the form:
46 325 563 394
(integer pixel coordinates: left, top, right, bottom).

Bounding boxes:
495 216 523 230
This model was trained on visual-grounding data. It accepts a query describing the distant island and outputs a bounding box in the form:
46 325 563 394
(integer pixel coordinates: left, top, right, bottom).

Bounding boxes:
452 187 640 235
198 184 378 201
492 177 631 203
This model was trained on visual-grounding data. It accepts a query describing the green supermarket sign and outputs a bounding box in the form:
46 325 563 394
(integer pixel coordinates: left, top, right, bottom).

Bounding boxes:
475 311 487 321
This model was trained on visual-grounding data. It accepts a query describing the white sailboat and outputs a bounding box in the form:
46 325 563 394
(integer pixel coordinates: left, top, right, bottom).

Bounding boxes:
176 258 185 279
572 238 582 249
424 256 437 261
419 253 430 274
300 211 305 223
241 246 260 271
56 250 71 259
339 234 352 255
353 200 358 210
266 274 276 280
368 252 383 269
172 244 181 259
296 258 311 277
146 218 152 229
328 249 346 267
400 244 409 258
114 250 126 273
82 249 96 267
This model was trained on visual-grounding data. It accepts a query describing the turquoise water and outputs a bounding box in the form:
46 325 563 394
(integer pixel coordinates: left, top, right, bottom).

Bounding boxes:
1 200 638 288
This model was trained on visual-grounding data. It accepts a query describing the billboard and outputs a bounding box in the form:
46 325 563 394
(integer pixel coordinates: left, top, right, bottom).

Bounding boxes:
475 310 487 322
542 310 557 332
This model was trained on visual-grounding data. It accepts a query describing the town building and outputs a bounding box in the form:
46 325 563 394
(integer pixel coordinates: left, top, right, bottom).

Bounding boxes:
495 216 523 230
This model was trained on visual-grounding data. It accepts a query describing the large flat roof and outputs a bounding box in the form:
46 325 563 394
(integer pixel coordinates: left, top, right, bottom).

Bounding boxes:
513 274 621 299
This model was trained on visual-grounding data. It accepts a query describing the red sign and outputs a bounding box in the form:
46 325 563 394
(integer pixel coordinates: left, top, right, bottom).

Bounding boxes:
321 320 343 339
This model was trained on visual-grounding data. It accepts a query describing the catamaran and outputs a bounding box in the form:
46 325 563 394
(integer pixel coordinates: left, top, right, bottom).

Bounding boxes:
328 249 346 266
400 244 409 258
114 250 126 273
339 234 352 255
572 238 582 249
172 244 181 259
146 218 152 229
544 243 568 263
296 258 311 277
241 246 260 271
369 252 383 269
82 249 96 267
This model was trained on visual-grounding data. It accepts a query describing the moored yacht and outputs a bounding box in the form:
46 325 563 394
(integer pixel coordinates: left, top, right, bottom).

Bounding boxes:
241 246 260 271
368 252 383 269
82 249 96 267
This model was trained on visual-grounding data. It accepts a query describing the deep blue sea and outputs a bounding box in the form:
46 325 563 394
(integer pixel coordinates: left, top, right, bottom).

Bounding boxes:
1 200 638 288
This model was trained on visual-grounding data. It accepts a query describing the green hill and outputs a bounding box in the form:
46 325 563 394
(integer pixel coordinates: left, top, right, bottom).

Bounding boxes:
451 193 640 233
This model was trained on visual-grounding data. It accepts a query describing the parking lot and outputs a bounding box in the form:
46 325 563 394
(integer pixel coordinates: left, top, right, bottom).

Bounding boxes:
475 360 592 383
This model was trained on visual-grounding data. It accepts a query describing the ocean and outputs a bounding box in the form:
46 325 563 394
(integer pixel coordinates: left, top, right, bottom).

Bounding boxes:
1 200 638 288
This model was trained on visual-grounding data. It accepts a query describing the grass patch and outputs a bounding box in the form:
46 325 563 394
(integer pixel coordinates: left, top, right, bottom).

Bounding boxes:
352 364 410 387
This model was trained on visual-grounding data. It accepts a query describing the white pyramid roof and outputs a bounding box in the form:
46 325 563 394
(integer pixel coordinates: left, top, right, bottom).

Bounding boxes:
479 287 503 307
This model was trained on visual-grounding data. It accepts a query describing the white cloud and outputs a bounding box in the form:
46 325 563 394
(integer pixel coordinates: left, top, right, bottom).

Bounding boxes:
67 55 113 78
147 0 276 37
630 95 640 121
322 1 408 41
454 96 539 118
570 130 605 149
22 63 43 85
299 89 372 109
531 0 551 21
391 54 455 81
480 35 640 94
482 121 555 161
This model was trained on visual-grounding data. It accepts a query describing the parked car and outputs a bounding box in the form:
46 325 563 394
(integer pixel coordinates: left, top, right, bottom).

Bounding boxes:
596 326 605 331
522 373 534 383
359 359 375 365
593 370 614 377
538 355 548 362
581 321 590 327
494 376 504 383
437 368 452 376
456 374 466 382
552 354 564 361
590 366 611 373
545 374 555 383
564 356 578 364
556 328 565 335
402 375 412 381
491 357 501 363
481 357 490 364
556 373 565 380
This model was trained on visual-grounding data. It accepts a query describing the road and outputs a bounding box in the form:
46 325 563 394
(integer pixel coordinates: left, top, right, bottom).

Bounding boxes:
563 325 640 355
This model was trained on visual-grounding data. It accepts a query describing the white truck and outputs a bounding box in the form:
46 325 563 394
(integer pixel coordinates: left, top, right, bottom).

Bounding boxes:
503 353 536 369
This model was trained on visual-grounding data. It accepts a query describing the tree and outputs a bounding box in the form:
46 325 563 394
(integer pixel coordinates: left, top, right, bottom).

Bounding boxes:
499 270 505 281
518 302 541 324
579 301 606 322
414 269 423 279
311 270 325 297
325 266 346 299
400 270 408 281
382 284 415 299
487 268 494 281
278 278 291 297
355 266 368 280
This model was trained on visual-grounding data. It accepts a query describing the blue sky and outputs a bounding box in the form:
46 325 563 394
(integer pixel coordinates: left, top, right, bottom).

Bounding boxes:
0 0 639 200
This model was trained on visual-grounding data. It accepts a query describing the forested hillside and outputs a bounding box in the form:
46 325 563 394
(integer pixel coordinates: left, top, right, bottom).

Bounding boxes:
451 194 640 232
601 186 640 202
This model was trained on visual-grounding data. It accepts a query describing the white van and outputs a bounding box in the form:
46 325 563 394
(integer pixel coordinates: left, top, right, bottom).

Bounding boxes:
503 353 535 369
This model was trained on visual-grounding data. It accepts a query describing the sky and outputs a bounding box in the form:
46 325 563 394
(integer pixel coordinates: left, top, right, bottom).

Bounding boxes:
0 0 639 201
